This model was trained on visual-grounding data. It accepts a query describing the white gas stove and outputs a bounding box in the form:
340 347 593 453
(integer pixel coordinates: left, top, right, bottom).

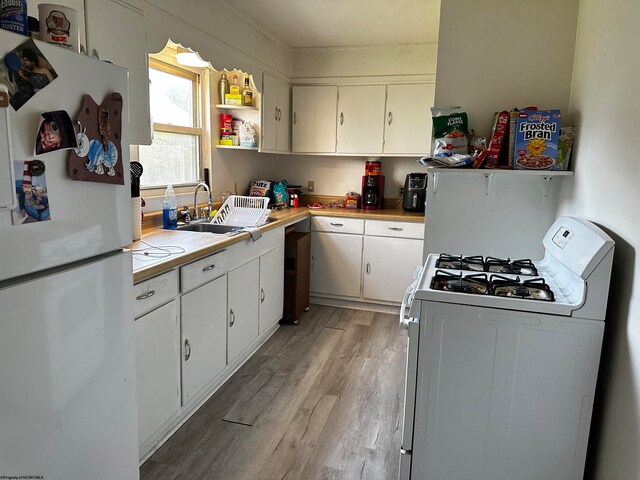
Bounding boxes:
399 217 614 480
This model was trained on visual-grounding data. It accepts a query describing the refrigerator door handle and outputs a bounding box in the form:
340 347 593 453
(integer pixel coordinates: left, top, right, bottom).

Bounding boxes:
0 85 17 211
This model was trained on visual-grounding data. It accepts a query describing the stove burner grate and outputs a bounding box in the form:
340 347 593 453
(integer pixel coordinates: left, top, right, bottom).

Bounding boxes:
490 275 555 301
436 254 484 272
436 254 538 276
431 270 489 295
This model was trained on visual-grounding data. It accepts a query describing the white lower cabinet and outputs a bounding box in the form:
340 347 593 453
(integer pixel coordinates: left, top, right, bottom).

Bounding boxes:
310 217 424 305
134 228 286 460
259 245 285 334
310 231 363 298
363 236 424 303
180 275 227 405
135 300 180 448
228 258 260 364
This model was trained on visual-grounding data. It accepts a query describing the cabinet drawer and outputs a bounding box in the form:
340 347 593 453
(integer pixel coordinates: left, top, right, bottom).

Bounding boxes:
365 220 424 239
227 227 284 271
134 270 179 319
180 250 229 293
312 216 364 234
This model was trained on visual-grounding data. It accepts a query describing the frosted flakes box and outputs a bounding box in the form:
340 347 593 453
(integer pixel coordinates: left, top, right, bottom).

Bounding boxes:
513 109 561 170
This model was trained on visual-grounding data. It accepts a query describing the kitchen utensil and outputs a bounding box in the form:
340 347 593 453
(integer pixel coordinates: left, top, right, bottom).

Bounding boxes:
130 161 143 197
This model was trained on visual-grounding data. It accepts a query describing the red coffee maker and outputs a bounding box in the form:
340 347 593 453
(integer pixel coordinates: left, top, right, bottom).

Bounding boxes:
361 175 384 209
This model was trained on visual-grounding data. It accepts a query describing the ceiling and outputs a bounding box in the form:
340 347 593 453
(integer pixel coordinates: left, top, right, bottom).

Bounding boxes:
223 0 441 48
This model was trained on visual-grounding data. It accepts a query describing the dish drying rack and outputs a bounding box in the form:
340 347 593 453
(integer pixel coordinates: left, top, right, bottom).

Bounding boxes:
211 195 270 227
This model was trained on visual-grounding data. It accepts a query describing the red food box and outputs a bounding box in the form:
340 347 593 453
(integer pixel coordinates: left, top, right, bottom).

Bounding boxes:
485 111 510 168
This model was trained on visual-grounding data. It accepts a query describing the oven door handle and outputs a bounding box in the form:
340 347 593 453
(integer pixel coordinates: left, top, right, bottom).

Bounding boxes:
400 265 423 329
400 318 420 465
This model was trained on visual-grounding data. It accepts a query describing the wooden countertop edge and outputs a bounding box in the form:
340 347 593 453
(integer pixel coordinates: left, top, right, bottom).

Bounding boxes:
131 207 424 283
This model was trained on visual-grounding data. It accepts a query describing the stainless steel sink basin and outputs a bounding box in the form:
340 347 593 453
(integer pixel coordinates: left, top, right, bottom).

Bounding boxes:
176 223 243 234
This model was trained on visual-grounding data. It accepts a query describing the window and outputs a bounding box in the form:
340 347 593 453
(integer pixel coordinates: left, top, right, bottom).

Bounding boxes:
139 57 204 188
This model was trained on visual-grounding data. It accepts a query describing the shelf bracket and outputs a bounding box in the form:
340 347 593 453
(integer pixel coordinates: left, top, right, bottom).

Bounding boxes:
543 175 553 197
484 173 494 196
432 172 439 194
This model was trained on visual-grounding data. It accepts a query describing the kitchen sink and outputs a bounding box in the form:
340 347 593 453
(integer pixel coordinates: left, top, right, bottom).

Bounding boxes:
176 218 278 234
176 223 243 234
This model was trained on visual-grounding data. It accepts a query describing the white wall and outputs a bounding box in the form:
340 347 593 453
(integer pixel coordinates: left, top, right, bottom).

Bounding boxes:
434 0 580 137
292 44 437 80
557 1 640 478
144 0 291 80
270 154 422 200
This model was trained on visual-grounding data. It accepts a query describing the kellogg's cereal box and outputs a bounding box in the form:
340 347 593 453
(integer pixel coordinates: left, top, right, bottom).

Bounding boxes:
513 109 561 170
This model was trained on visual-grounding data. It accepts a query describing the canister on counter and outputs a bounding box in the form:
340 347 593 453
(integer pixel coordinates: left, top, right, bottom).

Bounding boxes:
364 159 382 176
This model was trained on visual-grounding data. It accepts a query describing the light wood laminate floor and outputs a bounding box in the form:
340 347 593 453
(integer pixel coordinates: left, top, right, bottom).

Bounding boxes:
140 305 407 480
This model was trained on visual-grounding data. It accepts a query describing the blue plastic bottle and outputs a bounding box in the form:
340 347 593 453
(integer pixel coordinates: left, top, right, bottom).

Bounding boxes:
162 184 178 229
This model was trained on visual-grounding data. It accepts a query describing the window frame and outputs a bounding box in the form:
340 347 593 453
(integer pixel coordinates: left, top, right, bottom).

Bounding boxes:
138 51 211 195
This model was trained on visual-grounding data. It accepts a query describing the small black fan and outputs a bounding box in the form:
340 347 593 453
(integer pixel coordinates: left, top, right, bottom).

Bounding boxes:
130 161 143 197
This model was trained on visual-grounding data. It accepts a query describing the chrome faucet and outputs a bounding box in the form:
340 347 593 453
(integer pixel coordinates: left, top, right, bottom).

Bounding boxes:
193 181 212 221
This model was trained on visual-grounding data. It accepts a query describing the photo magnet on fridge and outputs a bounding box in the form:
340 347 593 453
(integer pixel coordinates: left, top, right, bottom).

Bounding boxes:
0 38 58 111
11 160 51 225
35 110 77 155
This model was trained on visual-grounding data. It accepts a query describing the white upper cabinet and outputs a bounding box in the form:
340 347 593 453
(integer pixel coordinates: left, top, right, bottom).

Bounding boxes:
291 82 434 156
85 0 152 145
277 78 290 152
384 83 435 155
292 85 338 154
336 85 386 154
261 73 290 153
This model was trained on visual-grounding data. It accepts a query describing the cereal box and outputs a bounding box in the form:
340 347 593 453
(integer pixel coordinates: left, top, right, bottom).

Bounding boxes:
513 109 561 170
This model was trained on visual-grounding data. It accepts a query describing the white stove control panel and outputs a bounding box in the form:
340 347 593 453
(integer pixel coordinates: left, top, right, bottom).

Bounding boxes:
552 226 575 249
543 216 614 278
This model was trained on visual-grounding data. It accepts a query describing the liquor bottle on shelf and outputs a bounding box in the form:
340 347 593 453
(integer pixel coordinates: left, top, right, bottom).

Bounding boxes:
225 74 242 105
242 74 253 107
230 75 240 95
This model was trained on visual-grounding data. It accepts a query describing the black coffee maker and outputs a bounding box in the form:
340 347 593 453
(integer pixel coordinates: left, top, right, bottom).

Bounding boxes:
362 175 384 209
402 173 427 212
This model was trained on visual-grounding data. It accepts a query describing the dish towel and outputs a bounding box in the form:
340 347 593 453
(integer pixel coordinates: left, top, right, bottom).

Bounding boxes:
243 227 262 241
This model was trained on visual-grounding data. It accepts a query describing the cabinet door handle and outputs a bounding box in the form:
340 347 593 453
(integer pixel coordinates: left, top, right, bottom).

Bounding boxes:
278 108 282 121
229 309 235 327
330 222 343 227
136 290 155 300
275 106 278 121
388 111 393 125
184 339 191 361
340 112 344 125
388 227 403 231
261 288 266 303
202 264 216 272
366 262 371 274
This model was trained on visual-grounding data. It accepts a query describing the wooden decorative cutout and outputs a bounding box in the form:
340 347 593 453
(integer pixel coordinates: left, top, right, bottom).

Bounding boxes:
68 92 124 184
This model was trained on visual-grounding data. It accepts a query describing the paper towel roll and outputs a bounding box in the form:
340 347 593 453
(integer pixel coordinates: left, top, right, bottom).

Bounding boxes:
131 197 142 241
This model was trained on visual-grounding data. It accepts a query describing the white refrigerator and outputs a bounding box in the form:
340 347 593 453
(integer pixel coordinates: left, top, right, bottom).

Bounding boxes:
0 30 139 479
